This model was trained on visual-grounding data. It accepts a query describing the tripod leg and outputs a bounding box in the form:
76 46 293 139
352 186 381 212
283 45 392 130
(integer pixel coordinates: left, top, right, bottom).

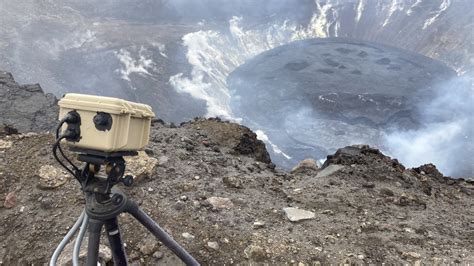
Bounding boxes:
104 217 127 266
86 219 103 266
125 201 200 266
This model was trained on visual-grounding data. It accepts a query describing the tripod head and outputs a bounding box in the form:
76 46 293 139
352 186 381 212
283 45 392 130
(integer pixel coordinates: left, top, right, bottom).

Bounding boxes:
73 148 137 195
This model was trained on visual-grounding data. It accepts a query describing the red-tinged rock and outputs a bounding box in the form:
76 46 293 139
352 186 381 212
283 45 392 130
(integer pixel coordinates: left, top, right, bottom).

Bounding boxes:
4 191 16 209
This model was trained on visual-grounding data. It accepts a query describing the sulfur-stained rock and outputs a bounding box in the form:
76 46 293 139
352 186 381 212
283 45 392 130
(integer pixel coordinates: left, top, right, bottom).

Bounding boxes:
0 139 13 150
37 165 68 189
125 151 158 182
291 158 319 173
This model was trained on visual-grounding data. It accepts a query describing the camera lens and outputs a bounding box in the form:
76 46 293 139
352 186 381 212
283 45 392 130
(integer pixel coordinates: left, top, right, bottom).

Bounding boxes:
93 112 113 131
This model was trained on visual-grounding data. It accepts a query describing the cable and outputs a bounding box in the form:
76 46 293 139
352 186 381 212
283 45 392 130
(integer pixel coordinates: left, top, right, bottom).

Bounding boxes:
55 118 65 139
58 141 80 173
55 119 80 174
50 210 85 266
73 213 89 266
52 136 77 178
50 113 86 266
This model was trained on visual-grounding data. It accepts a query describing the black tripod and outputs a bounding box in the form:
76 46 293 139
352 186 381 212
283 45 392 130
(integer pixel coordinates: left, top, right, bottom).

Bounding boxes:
55 149 200 266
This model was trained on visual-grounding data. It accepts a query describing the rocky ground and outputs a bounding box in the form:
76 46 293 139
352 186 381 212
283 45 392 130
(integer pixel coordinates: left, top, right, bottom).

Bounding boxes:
0 71 473 265
0 118 473 265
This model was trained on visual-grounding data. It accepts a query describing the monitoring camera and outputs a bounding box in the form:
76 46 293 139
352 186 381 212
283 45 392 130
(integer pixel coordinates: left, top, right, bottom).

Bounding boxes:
57 93 155 153
51 94 199 265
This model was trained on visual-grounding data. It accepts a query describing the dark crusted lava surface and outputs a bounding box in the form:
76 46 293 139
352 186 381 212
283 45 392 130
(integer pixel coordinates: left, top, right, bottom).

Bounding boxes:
228 38 457 168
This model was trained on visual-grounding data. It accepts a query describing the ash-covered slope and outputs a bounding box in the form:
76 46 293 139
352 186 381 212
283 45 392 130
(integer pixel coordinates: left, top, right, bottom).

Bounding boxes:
0 121 473 265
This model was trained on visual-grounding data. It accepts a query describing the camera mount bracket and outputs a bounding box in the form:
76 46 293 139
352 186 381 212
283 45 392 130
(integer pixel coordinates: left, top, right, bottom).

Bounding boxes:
73 148 137 194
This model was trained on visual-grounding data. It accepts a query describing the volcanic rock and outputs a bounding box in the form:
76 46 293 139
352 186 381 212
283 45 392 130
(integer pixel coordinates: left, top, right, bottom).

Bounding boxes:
0 139 13 150
316 164 345 178
157 155 169 166
244 245 267 261
0 124 18 137
413 164 444 182
291 158 319 173
283 207 315 222
3 192 16 209
222 176 244 188
37 165 68 189
402 251 422 261
182 232 195 240
207 241 219 250
189 119 271 163
323 145 404 171
39 197 55 209
234 133 271 164
207 196 233 209
124 151 158 182
153 251 164 260
140 242 157 256
253 220 265 229
57 237 112 265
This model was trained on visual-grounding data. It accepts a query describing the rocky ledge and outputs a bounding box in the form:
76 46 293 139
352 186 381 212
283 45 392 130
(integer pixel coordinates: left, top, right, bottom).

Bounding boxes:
0 119 473 265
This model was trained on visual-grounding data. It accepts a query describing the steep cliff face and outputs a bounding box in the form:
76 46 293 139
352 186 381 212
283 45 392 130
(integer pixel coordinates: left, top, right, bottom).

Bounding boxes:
304 0 472 73
0 71 58 133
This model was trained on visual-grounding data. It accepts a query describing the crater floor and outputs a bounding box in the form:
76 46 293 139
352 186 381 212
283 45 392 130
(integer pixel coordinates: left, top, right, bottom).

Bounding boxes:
228 38 456 168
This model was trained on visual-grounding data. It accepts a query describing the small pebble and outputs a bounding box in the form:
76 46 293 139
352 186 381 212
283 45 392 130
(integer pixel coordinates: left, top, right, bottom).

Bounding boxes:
153 251 164 260
207 241 219 250
182 232 195 240
253 220 266 229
